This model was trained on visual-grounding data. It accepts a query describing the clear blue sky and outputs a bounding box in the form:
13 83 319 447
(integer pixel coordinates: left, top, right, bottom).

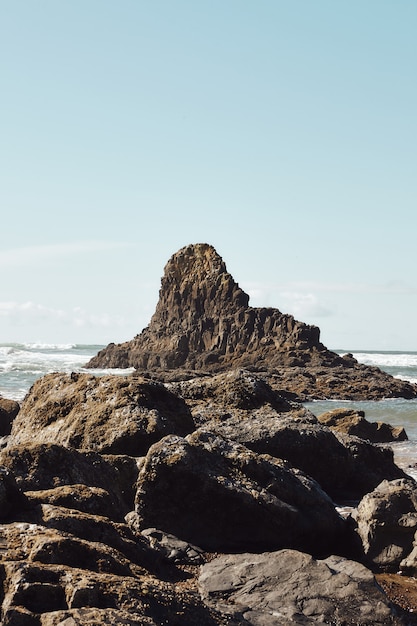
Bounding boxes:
1 1 416 350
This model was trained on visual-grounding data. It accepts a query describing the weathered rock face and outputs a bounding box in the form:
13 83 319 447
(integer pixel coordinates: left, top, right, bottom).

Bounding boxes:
199 549 403 625
354 479 417 572
318 407 408 443
9 373 194 455
134 430 347 556
203 415 407 501
0 443 136 519
85 244 417 401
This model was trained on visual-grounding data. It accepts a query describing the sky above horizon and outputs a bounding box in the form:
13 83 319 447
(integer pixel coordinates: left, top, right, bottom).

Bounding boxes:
1 1 416 351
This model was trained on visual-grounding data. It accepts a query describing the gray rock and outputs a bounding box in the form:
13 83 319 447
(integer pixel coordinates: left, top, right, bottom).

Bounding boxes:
199 549 402 625
354 478 417 571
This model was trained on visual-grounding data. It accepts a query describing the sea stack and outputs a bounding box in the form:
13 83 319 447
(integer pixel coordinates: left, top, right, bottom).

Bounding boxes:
86 243 417 401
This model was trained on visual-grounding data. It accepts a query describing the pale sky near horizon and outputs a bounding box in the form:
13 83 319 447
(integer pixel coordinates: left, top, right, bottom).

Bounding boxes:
1 1 416 351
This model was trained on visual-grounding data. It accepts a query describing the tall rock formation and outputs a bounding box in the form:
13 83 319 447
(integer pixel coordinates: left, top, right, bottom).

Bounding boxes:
86 243 417 400
87 243 331 370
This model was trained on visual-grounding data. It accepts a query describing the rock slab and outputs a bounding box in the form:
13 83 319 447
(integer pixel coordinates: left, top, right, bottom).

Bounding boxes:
199 549 402 625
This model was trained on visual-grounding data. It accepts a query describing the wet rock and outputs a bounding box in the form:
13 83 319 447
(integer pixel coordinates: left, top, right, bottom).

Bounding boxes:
135 430 346 555
198 549 402 625
317 407 408 442
140 527 205 564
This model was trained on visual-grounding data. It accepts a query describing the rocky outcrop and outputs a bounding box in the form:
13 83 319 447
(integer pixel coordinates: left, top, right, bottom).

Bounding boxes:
318 407 408 442
199 549 402 625
2 337 417 622
9 373 195 455
134 430 347 556
354 479 417 572
203 414 406 501
86 244 417 401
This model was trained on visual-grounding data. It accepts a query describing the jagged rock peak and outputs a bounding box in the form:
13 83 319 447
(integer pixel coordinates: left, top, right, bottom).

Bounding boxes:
86 243 326 373
152 243 249 322
85 244 417 401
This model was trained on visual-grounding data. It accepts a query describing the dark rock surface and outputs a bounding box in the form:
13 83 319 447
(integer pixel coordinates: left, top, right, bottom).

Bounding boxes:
0 397 19 437
86 243 417 401
318 407 408 442
134 429 347 555
203 413 406 501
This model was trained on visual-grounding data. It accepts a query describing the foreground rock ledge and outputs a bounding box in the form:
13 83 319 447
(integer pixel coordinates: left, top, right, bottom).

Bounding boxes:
86 243 417 401
199 549 403 625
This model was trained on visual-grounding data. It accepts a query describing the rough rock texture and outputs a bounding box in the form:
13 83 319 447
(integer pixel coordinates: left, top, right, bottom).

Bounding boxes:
0 521 228 626
354 479 417 571
134 430 347 555
0 397 20 436
199 549 403 625
318 407 408 442
86 244 417 401
9 373 195 454
0 443 137 519
203 414 407 501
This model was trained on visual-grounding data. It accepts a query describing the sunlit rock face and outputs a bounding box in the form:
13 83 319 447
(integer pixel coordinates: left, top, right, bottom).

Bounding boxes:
85 243 417 401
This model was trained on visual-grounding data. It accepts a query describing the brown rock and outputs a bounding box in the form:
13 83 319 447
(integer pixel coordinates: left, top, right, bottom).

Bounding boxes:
204 414 406 501
85 244 417 401
0 443 136 518
317 407 408 442
8 373 194 455
135 430 347 556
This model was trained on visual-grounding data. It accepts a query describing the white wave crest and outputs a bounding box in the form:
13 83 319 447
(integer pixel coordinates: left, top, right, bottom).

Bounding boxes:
351 352 417 368
23 342 76 350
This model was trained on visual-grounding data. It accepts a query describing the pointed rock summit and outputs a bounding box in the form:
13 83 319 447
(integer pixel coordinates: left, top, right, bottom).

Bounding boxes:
87 243 327 371
86 243 417 400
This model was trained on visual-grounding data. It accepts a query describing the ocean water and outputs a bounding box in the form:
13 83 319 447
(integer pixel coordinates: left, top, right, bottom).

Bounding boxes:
0 343 416 478
0 342 133 402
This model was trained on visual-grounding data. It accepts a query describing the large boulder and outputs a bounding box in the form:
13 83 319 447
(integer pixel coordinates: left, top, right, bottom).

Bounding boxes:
204 414 406 501
317 408 408 443
354 478 417 571
0 443 137 518
199 549 403 625
135 430 347 555
167 368 308 425
85 243 417 401
8 373 194 455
